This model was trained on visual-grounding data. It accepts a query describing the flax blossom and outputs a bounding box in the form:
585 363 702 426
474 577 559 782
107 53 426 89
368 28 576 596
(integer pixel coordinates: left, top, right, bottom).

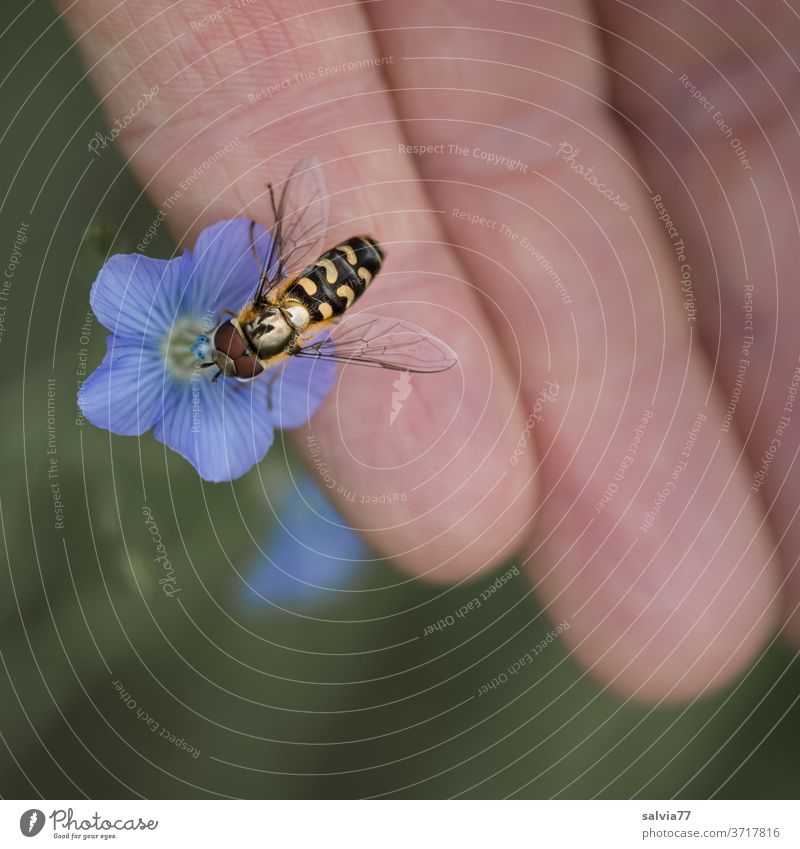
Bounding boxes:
240 473 366 612
78 219 336 481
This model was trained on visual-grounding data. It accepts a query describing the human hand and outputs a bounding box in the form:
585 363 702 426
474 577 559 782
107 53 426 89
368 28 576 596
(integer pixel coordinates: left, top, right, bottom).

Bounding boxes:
61 0 795 701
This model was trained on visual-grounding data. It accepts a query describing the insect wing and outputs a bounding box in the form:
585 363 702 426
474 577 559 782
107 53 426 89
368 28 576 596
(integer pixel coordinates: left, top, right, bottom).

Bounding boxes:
293 312 458 373
253 157 330 302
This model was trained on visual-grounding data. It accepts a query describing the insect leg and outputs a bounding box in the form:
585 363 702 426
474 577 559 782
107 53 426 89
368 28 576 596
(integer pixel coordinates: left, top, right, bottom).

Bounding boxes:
265 364 285 412
249 219 260 270
267 181 278 221
250 184 277 271
216 308 238 324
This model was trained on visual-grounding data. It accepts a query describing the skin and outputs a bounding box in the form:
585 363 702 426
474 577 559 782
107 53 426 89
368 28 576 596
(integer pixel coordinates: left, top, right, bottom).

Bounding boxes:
58 0 800 701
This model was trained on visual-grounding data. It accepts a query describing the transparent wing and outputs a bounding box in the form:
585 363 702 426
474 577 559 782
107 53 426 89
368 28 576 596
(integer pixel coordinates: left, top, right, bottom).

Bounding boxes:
252 157 329 302
292 312 458 373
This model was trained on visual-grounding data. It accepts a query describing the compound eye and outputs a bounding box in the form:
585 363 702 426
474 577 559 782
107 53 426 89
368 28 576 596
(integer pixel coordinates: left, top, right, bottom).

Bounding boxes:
213 320 248 359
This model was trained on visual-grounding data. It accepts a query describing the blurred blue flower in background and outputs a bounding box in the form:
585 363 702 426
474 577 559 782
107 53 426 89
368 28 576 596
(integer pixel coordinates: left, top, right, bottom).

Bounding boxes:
241 473 368 611
77 220 337 481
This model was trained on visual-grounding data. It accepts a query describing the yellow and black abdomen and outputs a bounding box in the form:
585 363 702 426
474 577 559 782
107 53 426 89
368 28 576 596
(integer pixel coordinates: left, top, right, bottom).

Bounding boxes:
281 236 384 322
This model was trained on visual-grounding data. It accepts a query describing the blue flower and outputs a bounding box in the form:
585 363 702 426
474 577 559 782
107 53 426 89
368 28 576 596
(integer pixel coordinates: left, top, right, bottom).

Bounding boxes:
78 219 337 481
239 473 367 612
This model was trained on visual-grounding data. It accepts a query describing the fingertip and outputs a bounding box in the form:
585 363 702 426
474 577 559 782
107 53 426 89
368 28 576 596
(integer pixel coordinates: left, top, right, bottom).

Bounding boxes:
530 487 781 702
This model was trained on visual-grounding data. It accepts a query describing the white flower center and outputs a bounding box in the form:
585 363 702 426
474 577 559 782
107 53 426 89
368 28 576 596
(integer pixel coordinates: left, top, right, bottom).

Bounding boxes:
163 315 215 380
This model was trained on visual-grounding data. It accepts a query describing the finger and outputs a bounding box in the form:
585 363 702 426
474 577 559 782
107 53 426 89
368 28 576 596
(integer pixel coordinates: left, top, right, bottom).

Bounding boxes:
58 0 538 579
367 0 779 698
594 1 800 642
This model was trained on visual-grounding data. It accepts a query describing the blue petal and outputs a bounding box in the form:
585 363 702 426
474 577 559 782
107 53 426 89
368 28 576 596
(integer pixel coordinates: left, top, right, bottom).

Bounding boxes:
90 251 192 340
152 374 274 482
78 335 170 435
187 219 272 316
241 473 366 609
268 348 338 430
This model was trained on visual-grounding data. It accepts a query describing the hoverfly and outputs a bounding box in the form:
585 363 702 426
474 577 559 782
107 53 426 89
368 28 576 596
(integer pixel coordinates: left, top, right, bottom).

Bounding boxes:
205 158 458 387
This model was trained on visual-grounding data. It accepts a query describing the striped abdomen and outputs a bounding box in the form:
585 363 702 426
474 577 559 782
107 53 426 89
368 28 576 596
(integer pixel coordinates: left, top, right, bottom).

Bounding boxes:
280 236 384 322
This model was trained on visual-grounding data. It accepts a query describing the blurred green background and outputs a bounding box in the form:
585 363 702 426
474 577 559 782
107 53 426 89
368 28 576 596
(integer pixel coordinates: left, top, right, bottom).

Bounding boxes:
1 0 799 799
